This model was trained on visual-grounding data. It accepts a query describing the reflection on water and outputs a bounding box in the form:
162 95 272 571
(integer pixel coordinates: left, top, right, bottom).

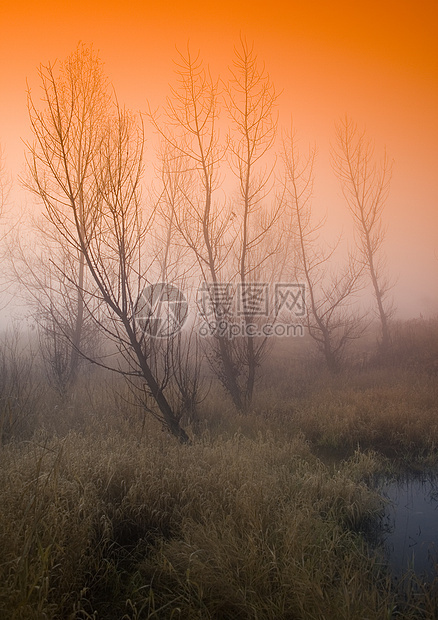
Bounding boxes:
380 475 438 580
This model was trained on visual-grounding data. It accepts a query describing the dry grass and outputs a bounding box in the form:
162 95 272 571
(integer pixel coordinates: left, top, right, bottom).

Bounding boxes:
289 371 438 461
0 429 397 619
1 318 438 618
2 426 437 619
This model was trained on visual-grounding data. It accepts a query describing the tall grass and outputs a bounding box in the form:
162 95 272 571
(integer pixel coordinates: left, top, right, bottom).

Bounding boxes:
0 317 437 617
288 371 438 461
1 430 398 619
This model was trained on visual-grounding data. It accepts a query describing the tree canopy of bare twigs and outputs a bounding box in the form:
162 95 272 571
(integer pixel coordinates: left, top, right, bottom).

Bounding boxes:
16 41 395 437
282 130 365 373
17 45 111 390
152 41 283 410
333 117 393 353
23 44 190 441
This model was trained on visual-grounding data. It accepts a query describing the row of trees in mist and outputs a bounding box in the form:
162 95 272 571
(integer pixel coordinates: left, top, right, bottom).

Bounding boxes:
1 42 393 441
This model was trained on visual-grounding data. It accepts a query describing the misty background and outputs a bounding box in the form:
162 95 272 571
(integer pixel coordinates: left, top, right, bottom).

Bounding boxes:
0 1 437 324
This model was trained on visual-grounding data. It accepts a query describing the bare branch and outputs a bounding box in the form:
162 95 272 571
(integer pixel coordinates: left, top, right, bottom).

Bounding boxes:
332 116 394 352
282 128 366 372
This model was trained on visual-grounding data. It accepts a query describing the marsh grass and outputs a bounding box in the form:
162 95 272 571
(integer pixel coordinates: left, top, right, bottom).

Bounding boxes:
256 333 438 464
289 371 438 460
2 424 437 619
0 430 398 619
1 318 438 618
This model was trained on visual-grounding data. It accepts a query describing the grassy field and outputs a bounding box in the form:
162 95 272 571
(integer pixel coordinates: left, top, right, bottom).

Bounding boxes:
0 319 438 619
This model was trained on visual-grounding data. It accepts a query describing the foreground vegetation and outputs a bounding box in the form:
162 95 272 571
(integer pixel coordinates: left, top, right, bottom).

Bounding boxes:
0 318 438 619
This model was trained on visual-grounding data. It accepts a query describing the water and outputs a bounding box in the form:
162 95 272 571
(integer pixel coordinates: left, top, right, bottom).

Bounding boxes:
379 475 438 580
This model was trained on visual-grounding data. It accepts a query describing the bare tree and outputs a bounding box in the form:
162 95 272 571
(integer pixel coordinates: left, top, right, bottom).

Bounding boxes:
0 324 45 444
225 40 282 405
153 147 207 429
11 221 105 393
282 131 365 373
152 51 244 408
21 44 110 389
25 45 189 442
333 117 393 353
153 41 283 410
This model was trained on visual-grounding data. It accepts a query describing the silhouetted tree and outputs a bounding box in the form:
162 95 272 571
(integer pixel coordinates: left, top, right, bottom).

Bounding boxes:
282 130 365 372
24 45 189 441
153 41 283 410
20 44 110 389
333 117 393 353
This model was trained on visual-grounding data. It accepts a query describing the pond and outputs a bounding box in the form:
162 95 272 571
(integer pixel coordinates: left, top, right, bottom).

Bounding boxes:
379 474 438 581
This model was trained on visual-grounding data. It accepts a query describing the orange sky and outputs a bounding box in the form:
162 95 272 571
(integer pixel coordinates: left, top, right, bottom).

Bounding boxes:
1 0 437 317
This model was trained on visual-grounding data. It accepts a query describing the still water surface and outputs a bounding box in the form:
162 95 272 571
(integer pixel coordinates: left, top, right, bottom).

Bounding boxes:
380 475 438 579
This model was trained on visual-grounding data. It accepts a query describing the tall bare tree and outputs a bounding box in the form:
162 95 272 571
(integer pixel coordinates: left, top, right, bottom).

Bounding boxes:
225 41 282 405
282 131 365 373
152 49 243 408
25 45 189 441
21 44 110 388
153 42 282 410
333 117 393 353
